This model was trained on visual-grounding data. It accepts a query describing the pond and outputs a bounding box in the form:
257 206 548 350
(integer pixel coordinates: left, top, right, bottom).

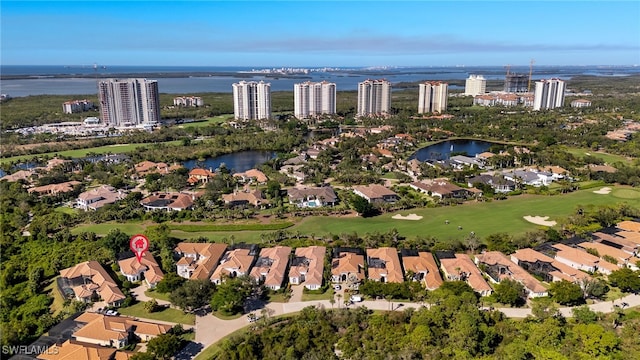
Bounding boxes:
182 150 276 173
409 139 498 161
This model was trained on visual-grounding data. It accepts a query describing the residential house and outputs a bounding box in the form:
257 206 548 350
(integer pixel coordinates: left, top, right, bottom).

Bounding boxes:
287 186 338 208
134 161 169 177
571 99 592 108
617 220 640 233
331 251 365 287
59 261 125 307
289 246 326 290
0 169 35 183
578 241 638 270
175 242 228 280
37 340 124 360
352 184 399 203
587 164 618 174
118 252 164 288
475 251 548 298
450 155 483 169
552 243 619 275
250 246 292 290
502 170 550 187
511 248 592 284
187 168 215 185
28 181 82 196
233 169 269 184
73 313 171 348
77 185 126 211
593 231 640 256
438 253 492 296
221 189 268 208
211 248 256 284
140 192 195 211
410 180 470 199
401 250 443 290
406 159 422 178
366 248 404 283
467 175 515 193
279 164 306 182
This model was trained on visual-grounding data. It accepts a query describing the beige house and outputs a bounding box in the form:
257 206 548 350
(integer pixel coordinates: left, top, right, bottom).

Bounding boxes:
77 185 126 211
221 189 268 207
250 246 292 290
511 248 592 284
401 251 443 290
175 242 227 280
211 248 256 284
553 243 619 275
73 313 172 348
233 168 269 184
59 261 125 307
475 251 548 298
28 181 81 196
118 252 164 288
439 254 492 296
366 248 404 283
37 339 129 360
352 184 399 203
289 246 326 290
331 252 365 287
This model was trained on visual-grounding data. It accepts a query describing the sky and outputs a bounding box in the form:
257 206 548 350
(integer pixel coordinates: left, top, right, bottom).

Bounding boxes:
2 1 639 67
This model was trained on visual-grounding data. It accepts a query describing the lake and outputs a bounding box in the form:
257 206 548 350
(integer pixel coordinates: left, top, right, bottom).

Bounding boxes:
182 150 275 173
410 139 497 161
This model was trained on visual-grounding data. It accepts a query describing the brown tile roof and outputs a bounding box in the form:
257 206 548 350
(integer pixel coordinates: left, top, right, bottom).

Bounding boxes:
587 164 618 173
59 261 125 304
211 248 255 282
476 251 547 294
618 220 640 233
331 252 365 281
287 186 338 203
250 246 292 288
221 190 267 206
553 243 619 273
366 248 404 283
617 231 640 245
233 169 268 183
189 168 215 178
0 170 34 183
439 254 492 294
28 181 82 196
410 180 464 196
578 242 633 265
175 242 227 280
401 252 443 290
118 252 164 283
140 192 194 211
352 184 398 201
134 161 169 175
77 185 126 210
37 340 116 360
289 246 326 288
511 248 592 283
74 314 171 343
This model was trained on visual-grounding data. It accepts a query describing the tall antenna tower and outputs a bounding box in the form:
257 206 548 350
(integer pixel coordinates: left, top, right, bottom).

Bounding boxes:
527 59 535 92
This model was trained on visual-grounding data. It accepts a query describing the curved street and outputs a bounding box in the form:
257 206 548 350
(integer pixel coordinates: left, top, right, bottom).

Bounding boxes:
176 292 640 359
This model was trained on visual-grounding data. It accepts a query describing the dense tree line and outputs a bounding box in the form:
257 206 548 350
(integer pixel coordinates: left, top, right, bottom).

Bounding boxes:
214 282 640 359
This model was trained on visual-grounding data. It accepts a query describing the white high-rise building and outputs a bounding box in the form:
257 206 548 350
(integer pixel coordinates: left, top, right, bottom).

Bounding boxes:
418 81 448 114
533 78 566 111
98 79 160 127
357 79 391 117
294 81 336 119
464 75 486 96
232 81 271 120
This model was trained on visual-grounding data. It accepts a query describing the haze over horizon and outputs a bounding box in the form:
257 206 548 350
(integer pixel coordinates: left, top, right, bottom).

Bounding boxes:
2 1 639 67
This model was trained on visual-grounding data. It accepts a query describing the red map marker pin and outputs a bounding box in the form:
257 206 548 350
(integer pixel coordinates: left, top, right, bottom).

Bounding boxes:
129 234 150 263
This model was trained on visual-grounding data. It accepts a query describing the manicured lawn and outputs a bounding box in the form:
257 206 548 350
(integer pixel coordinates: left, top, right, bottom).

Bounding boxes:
267 292 289 303
291 186 640 241
169 230 270 243
72 222 147 236
145 289 171 302
45 277 65 316
54 206 78 215
1 140 182 164
565 147 632 165
301 288 335 302
118 302 195 325
178 115 230 128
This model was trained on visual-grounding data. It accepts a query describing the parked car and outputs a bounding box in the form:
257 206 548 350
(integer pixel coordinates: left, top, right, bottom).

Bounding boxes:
105 310 119 316
333 284 342 291
350 295 363 303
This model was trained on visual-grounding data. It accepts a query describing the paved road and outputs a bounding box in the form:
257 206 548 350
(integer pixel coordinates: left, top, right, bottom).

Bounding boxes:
183 293 640 359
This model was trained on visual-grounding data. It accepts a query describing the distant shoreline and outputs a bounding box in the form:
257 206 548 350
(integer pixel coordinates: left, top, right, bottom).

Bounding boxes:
0 72 313 81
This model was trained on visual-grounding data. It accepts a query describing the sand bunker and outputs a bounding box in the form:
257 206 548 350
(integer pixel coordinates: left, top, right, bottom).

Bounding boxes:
593 187 612 195
392 213 423 220
523 216 557 226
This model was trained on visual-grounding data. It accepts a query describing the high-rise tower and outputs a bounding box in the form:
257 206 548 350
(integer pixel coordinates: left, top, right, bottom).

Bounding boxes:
232 81 271 120
294 81 336 119
98 79 160 127
418 81 448 114
357 79 391 117
533 78 566 111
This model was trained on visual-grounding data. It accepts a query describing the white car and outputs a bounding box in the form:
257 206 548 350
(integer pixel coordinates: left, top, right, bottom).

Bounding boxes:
350 295 363 303
105 310 119 316
333 284 342 291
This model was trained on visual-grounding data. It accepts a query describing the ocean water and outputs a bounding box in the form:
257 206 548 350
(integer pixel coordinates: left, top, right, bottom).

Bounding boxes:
1 65 638 97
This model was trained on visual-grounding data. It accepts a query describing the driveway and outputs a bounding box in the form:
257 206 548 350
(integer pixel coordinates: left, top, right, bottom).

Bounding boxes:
290 285 304 303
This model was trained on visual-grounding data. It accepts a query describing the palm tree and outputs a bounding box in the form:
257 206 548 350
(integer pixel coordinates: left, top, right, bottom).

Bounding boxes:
335 293 342 309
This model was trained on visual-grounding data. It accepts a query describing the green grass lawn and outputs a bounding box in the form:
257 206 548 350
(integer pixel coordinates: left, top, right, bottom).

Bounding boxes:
565 147 632 165
45 277 65 317
291 186 640 241
72 222 147 236
54 206 78 216
301 288 335 302
144 289 171 302
118 302 195 325
1 140 183 164
177 115 230 128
